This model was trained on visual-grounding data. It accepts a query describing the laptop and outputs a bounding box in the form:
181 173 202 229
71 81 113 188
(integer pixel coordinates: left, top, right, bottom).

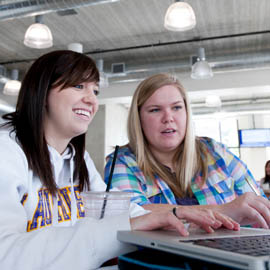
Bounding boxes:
117 227 270 270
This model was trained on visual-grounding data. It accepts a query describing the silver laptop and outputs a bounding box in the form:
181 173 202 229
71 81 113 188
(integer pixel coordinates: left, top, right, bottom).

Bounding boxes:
117 227 270 270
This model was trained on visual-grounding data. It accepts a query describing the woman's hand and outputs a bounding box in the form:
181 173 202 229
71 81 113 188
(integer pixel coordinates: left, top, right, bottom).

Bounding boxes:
218 192 270 228
130 207 239 236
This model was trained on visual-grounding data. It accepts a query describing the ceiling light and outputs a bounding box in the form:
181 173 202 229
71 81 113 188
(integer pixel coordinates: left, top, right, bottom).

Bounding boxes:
67 43 83 53
96 59 109 88
191 47 213 79
164 0 196 31
0 77 9 84
205 95 221 107
24 15 53 49
3 69 21 96
0 99 15 113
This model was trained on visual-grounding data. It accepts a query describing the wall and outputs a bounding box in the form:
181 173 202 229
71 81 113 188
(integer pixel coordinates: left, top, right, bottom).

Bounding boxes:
85 104 106 177
85 103 129 178
105 103 129 157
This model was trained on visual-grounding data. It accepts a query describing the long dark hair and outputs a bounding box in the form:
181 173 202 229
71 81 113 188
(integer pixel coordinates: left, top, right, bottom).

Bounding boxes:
263 160 270 184
1 50 99 196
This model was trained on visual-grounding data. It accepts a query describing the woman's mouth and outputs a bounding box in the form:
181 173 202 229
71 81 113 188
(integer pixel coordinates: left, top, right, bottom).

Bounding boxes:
73 109 91 120
161 128 176 134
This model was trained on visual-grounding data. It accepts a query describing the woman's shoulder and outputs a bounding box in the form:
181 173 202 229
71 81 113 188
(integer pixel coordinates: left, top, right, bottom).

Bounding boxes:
83 150 95 168
197 136 222 150
198 136 219 145
0 127 20 149
106 145 136 161
197 136 230 158
0 127 28 172
0 125 12 136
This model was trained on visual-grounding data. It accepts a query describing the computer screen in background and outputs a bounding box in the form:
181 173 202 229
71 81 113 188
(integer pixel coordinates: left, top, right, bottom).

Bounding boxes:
239 129 270 147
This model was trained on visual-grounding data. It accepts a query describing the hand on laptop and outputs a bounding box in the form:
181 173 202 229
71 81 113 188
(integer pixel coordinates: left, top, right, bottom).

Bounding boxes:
130 207 240 236
218 192 270 229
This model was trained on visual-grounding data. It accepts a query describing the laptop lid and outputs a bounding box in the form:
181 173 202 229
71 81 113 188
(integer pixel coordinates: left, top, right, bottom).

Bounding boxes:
117 227 270 270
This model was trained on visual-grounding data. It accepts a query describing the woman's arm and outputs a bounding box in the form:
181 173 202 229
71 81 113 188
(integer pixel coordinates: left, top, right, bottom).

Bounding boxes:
212 139 264 196
142 194 270 229
196 139 270 228
215 192 270 228
105 149 152 205
0 139 134 269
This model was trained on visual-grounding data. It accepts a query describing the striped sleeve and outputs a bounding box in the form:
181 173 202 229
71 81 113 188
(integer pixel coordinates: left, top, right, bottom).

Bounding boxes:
210 139 265 197
104 148 151 205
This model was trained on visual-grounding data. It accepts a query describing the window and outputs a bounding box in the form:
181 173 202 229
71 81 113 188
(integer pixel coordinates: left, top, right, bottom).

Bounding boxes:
220 118 238 147
194 118 220 142
194 117 239 156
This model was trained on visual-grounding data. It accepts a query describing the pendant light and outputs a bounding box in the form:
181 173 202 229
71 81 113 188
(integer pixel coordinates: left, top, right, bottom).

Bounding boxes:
191 47 213 79
3 69 21 96
24 15 53 49
0 99 15 113
67 43 83 53
164 0 196 31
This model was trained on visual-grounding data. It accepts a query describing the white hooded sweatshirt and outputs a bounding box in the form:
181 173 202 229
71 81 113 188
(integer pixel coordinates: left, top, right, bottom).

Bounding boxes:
0 128 146 270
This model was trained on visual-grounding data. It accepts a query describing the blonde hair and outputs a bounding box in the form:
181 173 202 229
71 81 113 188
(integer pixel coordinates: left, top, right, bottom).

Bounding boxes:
128 73 207 197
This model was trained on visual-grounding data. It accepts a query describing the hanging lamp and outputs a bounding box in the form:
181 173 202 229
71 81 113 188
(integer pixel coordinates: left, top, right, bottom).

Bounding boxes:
164 0 196 31
191 47 213 79
3 69 21 96
67 43 83 53
24 15 53 49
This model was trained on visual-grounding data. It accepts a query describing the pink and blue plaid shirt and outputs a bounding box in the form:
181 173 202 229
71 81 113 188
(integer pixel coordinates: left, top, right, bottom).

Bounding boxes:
105 137 264 206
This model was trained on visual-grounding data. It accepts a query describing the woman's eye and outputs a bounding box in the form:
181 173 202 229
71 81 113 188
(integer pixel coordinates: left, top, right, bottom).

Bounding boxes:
74 85 83 90
173 105 182 111
94 89 100 96
149 108 159 113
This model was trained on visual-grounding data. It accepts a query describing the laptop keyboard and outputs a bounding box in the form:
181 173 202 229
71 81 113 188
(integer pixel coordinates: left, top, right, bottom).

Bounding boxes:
193 235 270 256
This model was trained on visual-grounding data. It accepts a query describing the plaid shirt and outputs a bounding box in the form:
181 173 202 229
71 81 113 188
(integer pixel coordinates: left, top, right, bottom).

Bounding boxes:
104 137 264 206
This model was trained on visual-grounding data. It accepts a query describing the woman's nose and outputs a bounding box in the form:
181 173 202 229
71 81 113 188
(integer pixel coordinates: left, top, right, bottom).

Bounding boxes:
83 90 97 104
162 110 173 123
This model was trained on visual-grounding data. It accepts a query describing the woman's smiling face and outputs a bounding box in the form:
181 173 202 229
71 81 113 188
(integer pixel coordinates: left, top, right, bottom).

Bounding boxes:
44 81 99 145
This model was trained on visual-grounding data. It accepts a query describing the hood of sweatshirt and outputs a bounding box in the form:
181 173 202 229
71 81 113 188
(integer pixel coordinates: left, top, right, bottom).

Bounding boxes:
48 144 78 226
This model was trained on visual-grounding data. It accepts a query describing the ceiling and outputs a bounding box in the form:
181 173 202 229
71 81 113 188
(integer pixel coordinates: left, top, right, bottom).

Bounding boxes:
1 0 270 115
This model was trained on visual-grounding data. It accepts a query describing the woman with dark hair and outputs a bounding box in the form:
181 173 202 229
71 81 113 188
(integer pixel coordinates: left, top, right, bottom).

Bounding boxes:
0 51 239 270
261 160 270 191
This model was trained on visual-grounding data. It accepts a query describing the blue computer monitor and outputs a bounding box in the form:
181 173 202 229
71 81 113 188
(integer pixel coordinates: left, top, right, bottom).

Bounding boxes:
239 128 270 147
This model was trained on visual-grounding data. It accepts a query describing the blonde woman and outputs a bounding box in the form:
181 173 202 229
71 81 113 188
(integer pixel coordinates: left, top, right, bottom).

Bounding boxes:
105 73 270 228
